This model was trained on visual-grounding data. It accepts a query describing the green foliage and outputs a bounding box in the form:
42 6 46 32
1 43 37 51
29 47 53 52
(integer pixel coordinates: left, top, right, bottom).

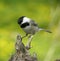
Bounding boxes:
0 0 60 61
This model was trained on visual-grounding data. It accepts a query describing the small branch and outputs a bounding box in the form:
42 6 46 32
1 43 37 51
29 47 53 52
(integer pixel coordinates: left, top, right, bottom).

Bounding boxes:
15 34 26 53
8 34 38 61
26 35 33 50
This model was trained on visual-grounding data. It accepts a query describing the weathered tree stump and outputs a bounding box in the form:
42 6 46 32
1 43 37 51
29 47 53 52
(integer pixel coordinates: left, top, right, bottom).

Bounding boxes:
9 34 38 61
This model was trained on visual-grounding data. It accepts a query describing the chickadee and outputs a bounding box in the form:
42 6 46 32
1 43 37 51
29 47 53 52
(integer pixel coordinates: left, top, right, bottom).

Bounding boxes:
18 16 52 38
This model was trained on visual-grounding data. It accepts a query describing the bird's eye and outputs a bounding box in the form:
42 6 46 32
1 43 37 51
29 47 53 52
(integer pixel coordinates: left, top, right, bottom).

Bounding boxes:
18 19 22 24
18 16 25 24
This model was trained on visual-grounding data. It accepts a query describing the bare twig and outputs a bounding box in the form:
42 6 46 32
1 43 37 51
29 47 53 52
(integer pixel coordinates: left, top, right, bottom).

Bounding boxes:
26 35 33 50
8 34 37 61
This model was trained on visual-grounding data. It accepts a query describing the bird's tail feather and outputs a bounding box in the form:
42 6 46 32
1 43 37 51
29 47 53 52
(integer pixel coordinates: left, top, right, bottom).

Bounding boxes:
39 28 52 33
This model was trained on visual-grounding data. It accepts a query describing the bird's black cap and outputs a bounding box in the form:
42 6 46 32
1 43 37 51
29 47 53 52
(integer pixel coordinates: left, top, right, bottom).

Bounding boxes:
18 16 25 24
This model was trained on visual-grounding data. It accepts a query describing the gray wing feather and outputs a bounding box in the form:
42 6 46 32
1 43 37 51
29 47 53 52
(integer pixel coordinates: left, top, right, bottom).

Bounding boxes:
30 20 38 26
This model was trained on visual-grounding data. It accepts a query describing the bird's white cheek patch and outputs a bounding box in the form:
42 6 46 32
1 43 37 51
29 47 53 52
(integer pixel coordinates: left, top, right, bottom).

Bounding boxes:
22 17 30 24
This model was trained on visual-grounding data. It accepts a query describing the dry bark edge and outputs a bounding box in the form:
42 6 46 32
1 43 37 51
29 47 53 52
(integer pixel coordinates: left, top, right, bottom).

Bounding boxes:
9 34 38 61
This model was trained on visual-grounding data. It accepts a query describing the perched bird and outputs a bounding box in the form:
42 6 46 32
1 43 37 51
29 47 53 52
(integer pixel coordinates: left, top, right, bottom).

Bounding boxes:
18 16 52 38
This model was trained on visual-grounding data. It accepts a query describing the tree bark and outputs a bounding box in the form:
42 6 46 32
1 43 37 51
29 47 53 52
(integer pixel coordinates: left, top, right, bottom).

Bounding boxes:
8 34 38 61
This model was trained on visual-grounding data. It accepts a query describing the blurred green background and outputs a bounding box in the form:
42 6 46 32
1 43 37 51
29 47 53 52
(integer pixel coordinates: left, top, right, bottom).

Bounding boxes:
0 0 60 61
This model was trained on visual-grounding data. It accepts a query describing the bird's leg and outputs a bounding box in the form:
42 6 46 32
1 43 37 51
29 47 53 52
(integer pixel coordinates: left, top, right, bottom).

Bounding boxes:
26 35 33 50
22 34 28 39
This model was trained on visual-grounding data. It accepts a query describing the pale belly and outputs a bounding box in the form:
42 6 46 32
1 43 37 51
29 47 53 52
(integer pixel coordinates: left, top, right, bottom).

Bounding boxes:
22 26 39 34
